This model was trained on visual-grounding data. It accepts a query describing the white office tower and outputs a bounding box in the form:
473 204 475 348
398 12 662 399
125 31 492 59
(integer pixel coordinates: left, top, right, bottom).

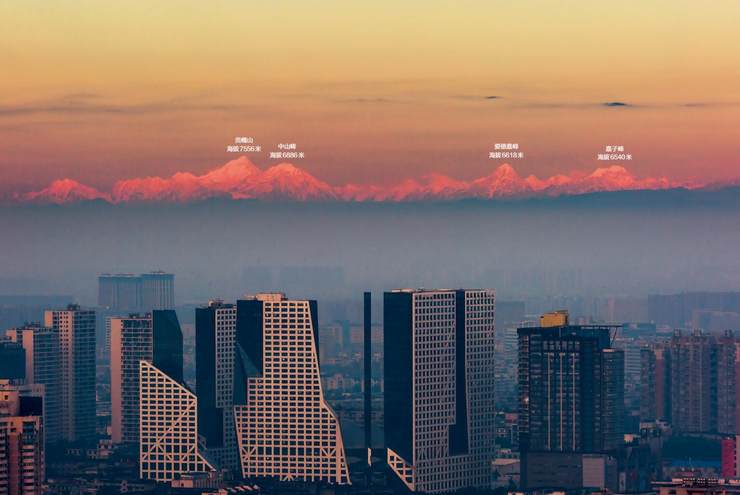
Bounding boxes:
44 304 96 443
383 289 496 493
139 360 213 482
234 293 350 484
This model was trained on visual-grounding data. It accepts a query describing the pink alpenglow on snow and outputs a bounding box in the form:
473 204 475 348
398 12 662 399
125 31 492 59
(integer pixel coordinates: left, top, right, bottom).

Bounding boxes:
18 157 704 204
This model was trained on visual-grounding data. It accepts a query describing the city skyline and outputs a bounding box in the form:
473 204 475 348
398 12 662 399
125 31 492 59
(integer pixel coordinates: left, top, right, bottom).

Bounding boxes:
2 1 740 493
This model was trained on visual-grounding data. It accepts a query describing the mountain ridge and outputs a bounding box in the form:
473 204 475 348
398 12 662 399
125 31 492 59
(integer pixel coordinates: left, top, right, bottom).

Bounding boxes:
8 156 719 204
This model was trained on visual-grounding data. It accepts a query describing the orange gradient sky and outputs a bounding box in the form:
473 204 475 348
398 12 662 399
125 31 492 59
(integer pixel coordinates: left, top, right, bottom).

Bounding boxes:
1 1 740 191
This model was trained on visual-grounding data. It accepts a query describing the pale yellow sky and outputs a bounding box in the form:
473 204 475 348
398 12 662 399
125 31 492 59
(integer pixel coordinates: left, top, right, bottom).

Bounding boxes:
1 1 739 189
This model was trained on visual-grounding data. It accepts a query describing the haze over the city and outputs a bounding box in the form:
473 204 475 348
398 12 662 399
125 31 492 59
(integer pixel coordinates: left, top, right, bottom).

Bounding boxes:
2 189 738 304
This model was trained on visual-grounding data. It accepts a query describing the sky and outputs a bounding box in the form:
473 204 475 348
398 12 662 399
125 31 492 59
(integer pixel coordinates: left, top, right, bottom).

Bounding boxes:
2 1 740 193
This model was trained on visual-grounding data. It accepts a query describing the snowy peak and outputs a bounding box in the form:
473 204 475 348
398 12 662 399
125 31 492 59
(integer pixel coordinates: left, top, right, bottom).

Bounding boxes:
469 164 533 197
24 179 109 204
18 158 703 203
242 162 336 200
200 156 261 188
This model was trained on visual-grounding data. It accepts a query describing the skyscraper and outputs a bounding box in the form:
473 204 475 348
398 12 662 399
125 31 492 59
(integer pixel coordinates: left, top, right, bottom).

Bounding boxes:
668 330 713 433
6 324 62 444
195 300 238 472
139 360 213 482
0 381 45 494
640 344 669 424
383 289 496 493
98 274 142 311
234 293 350 484
363 291 372 453
517 312 623 490
44 304 96 443
665 329 739 434
111 314 151 445
110 310 183 444
98 271 175 311
716 331 737 435
141 271 175 310
152 310 184 383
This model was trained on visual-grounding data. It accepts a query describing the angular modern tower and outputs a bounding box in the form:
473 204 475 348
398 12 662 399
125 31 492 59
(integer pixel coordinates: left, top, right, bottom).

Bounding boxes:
195 300 238 473
139 360 213 482
110 310 183 444
383 289 496 494
234 293 350 484
44 304 96 444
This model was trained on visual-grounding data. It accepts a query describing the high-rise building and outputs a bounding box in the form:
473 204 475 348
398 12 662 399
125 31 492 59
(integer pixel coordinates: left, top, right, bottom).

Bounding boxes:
0 381 45 494
110 310 183 444
640 344 669 423
363 291 372 453
111 314 151 445
6 325 62 444
664 329 738 434
0 341 25 381
140 271 175 310
98 274 142 311
717 332 737 435
667 330 713 433
195 300 238 472
44 305 96 443
234 293 350 484
98 271 175 311
517 312 623 490
151 310 184 383
383 289 496 493
139 360 213 482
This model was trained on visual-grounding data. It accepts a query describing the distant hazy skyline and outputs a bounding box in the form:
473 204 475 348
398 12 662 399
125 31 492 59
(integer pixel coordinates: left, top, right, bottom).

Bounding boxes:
2 1 740 192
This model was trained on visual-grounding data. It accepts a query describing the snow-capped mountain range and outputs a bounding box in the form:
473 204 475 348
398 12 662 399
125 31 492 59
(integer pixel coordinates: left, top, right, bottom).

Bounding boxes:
13 156 706 204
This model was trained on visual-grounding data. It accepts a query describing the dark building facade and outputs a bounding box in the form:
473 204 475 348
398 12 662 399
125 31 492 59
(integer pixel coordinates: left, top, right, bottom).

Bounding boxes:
0 341 25 381
152 309 183 383
195 300 238 472
517 315 624 490
383 289 496 493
